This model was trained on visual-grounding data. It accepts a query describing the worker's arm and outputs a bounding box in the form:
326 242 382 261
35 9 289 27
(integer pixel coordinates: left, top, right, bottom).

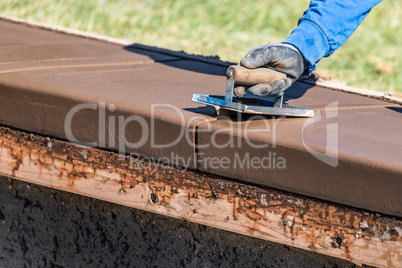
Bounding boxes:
240 0 382 97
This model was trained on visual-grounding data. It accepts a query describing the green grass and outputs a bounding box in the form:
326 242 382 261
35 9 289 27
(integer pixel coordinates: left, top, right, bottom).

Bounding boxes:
1 0 401 93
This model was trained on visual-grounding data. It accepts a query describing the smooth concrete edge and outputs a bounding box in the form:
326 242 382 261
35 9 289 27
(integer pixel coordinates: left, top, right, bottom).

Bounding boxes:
197 120 402 179
1 73 400 216
0 78 201 169
0 75 208 128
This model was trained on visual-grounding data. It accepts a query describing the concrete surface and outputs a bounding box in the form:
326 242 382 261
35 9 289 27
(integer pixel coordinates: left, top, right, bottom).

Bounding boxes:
0 176 363 268
0 19 401 217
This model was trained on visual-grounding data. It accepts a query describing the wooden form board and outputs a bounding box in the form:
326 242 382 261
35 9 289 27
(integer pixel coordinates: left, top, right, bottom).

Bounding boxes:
0 127 400 267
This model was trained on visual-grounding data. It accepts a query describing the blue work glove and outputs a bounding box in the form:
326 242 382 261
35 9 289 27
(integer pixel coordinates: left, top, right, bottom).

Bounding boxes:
239 43 308 97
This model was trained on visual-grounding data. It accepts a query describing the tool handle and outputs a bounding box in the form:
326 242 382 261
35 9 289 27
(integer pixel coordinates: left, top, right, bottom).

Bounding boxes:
227 65 286 86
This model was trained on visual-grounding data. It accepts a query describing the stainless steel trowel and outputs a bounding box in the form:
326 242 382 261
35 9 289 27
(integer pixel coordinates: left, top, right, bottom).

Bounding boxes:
192 65 314 117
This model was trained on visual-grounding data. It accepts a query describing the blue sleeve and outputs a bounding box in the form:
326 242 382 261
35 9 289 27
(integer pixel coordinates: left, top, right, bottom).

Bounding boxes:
284 0 382 73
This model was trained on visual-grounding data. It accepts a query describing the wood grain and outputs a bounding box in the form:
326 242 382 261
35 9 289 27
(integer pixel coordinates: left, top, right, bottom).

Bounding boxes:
0 127 400 267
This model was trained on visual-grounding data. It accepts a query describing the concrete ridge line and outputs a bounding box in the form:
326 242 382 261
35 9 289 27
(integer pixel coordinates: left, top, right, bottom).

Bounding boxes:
319 104 400 111
0 60 156 74
0 15 132 46
300 79 402 105
1 15 400 105
0 15 232 68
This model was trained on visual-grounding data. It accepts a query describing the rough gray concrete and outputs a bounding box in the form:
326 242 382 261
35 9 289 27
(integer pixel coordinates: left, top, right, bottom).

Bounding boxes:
0 176 360 268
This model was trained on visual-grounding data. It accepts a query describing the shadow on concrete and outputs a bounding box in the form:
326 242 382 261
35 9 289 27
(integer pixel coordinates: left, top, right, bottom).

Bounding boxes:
123 43 314 102
183 106 217 116
387 106 402 114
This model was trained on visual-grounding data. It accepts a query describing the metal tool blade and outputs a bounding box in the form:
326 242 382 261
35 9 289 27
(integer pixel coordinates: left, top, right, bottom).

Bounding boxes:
192 94 314 117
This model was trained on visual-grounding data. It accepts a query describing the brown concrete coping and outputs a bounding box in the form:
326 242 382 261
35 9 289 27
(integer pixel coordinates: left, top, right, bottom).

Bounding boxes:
0 19 226 171
0 19 401 217
196 82 402 217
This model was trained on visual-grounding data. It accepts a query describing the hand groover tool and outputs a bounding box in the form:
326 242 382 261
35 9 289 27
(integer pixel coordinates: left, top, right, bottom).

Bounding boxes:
192 65 314 117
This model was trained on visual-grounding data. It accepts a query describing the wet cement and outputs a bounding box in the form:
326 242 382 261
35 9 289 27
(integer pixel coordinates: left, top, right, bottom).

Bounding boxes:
0 176 361 268
0 19 401 217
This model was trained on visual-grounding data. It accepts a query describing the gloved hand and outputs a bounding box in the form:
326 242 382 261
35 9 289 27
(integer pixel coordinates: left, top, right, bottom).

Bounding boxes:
239 43 308 97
